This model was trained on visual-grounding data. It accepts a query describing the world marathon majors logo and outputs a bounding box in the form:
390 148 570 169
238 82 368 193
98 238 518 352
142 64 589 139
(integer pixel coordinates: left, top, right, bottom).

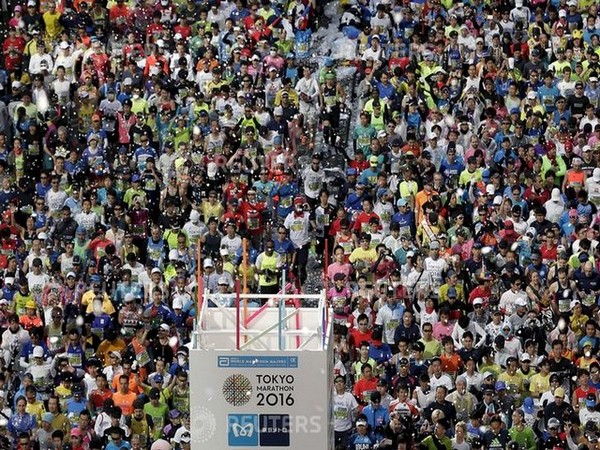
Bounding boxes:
228 413 291 447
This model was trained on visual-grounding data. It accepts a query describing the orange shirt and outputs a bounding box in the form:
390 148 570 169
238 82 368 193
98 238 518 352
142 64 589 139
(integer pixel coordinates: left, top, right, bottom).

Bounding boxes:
112 373 143 394
113 390 137 416
440 352 462 376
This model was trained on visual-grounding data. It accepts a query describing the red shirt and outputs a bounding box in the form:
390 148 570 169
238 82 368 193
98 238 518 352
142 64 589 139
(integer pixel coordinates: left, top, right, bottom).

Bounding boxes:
239 200 266 234
353 211 380 233
353 376 378 406
109 4 131 27
349 328 373 350
540 243 557 263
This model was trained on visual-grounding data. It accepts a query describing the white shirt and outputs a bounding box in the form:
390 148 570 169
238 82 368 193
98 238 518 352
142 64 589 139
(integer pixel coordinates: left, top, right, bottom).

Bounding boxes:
430 373 453 391
424 257 448 289
499 289 528 315
375 302 404 344
333 391 358 432
284 211 311 248
302 167 325 200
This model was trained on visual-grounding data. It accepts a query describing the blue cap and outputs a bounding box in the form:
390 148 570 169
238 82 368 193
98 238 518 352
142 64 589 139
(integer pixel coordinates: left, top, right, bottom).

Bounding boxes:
510 108 520 114
76 226 86 234
131 174 141 182
286 52 295 59
397 198 408 207
495 381 507 391
273 135 282 145
447 287 457 297
324 57 334 67
154 374 164 383
346 167 357 176
522 397 534 414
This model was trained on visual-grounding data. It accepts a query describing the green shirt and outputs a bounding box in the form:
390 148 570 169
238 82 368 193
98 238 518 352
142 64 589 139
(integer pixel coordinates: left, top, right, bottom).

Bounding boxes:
422 434 452 450
143 401 168 440
419 338 442 360
508 425 536 450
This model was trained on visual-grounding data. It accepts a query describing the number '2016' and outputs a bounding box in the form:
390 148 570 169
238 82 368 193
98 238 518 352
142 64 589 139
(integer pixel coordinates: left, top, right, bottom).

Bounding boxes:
257 393 295 406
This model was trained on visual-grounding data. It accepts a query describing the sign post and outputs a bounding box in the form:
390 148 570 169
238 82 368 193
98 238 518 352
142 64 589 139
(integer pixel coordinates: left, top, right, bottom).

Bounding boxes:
190 291 333 450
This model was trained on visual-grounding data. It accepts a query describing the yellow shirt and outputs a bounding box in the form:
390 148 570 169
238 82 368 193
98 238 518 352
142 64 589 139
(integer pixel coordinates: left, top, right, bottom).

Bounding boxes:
26 401 46 423
201 201 224 221
528 372 550 398
348 247 378 265
43 11 63 38
497 371 525 399
459 168 483 187
570 313 589 338
438 284 465 303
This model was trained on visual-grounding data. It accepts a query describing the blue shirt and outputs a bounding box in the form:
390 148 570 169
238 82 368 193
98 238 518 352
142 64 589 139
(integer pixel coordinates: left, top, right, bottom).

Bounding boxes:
362 404 390 439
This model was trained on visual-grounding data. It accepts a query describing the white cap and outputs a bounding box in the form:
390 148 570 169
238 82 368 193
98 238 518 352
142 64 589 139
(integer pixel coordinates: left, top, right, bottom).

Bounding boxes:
66 272 76 279
218 276 228 285
520 353 532 362
172 297 183 309
515 297 527 307
159 323 170 331
189 210 200 223
551 188 561 202
220 247 229 256
174 33 182 40
493 195 503 205
32 346 44 358
203 258 214 268
485 184 495 195
38 232 48 240
168 249 179 261
593 168 600 182
273 106 283 116
123 77 133 86
156 39 165 48
276 154 285 164
4 277 14 285
558 9 567 17
526 227 536 237
207 162 217 177
59 41 69 50
11 81 21 89
151 267 162 274
174 426 191 444
124 293 135 303
570 299 581 309
473 297 483 306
